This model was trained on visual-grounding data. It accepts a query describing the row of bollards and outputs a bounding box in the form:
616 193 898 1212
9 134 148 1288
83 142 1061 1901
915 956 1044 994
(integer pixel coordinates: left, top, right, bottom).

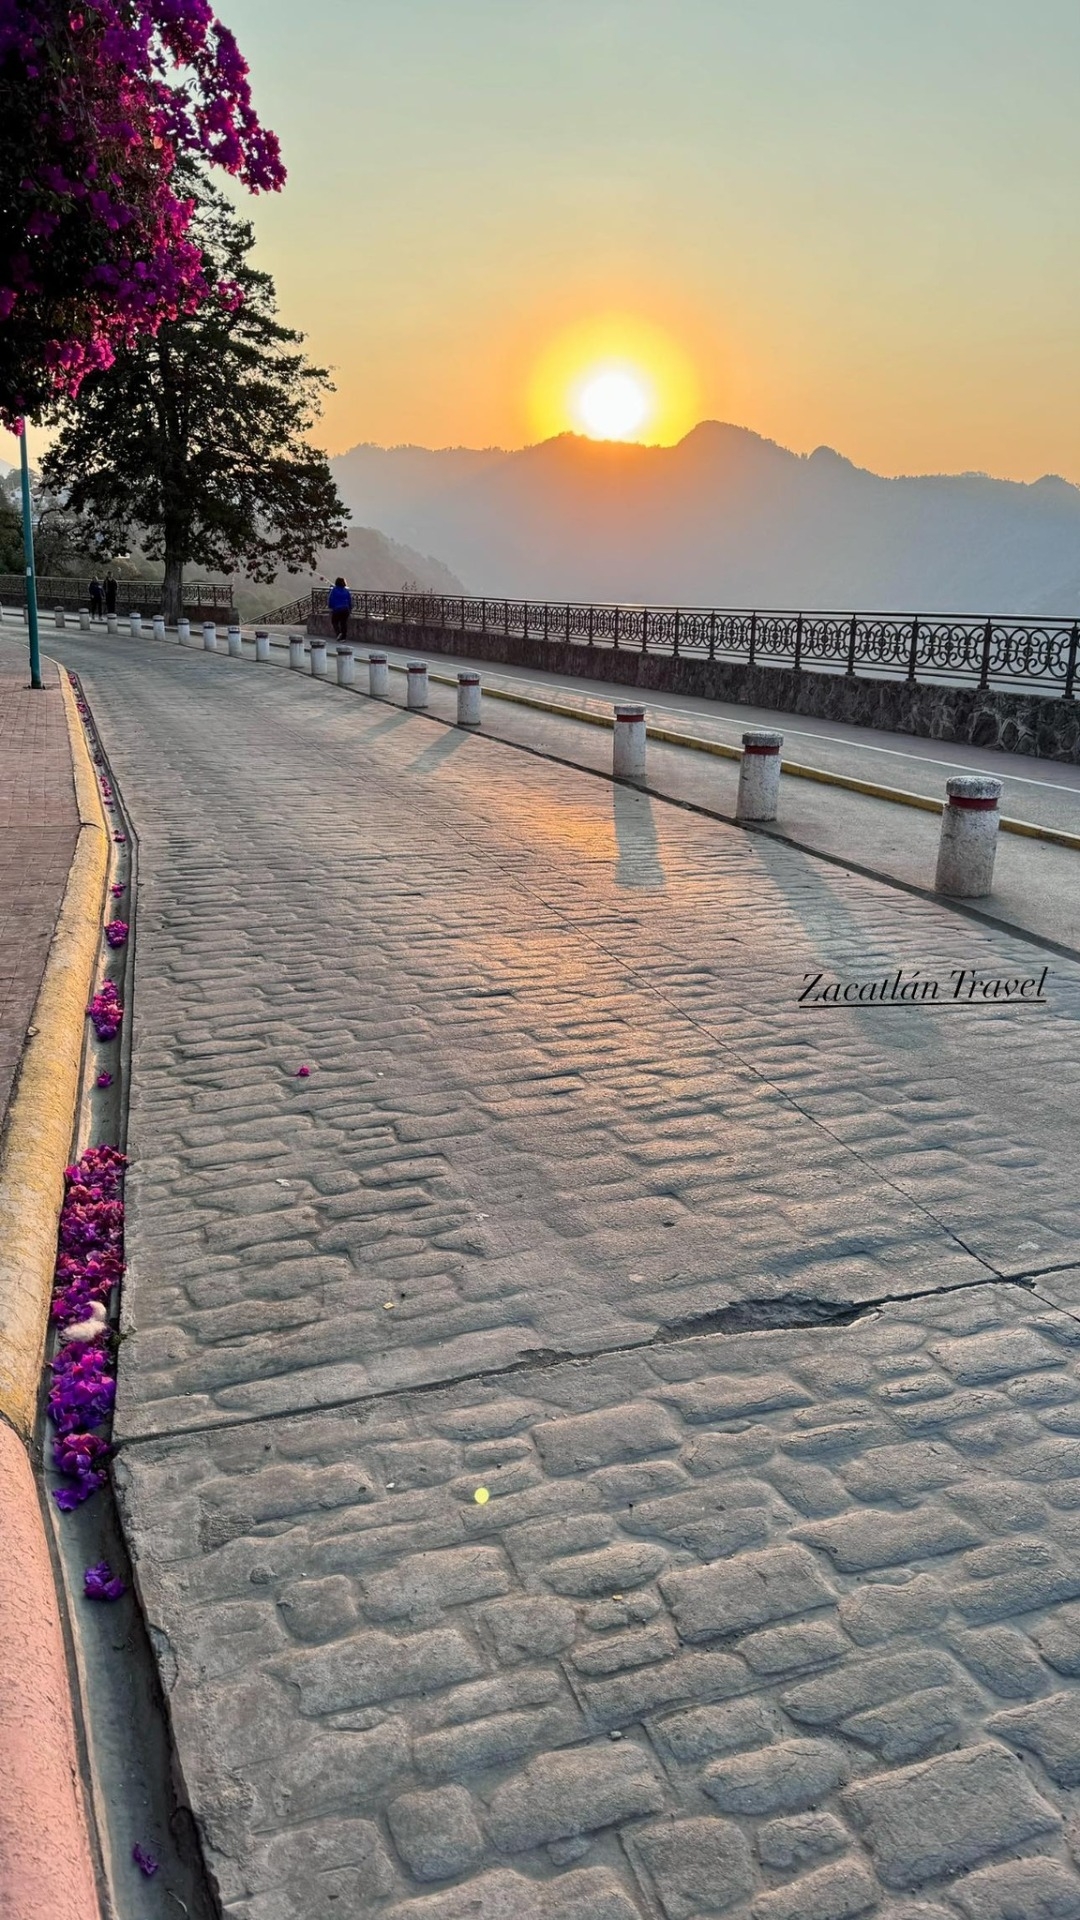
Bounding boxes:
616 713 1002 898
183 624 1005 899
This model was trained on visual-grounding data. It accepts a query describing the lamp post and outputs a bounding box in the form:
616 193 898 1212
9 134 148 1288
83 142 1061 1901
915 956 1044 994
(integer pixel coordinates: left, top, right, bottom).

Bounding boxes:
17 423 43 691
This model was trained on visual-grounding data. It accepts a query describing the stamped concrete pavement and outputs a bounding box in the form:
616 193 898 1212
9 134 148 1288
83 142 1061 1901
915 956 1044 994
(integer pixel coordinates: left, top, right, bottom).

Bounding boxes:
33 629 1080 1918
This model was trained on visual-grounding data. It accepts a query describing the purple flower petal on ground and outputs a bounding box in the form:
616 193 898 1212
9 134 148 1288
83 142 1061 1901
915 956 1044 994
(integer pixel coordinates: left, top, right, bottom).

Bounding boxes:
95 1070 113 1089
110 882 126 897
295 1065 311 1077
84 1560 125 1601
132 1845 159 1877
104 919 129 948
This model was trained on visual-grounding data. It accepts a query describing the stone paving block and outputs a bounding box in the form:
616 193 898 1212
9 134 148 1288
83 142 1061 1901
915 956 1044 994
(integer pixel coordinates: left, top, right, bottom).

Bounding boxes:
842 1741 1061 1887
987 1691 1080 1786
485 1741 665 1850
756 1810 849 1871
702 1738 849 1815
387 1785 487 1881
749 1857 878 1920
659 1545 836 1641
628 1814 754 1917
947 1856 1080 1920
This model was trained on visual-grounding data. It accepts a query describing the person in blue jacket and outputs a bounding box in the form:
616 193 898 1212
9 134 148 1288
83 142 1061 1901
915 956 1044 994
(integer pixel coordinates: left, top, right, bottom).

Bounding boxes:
327 576 353 641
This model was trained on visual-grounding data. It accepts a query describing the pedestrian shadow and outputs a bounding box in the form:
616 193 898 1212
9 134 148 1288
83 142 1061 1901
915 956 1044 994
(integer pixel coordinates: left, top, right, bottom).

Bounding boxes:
613 783 666 891
410 727 471 774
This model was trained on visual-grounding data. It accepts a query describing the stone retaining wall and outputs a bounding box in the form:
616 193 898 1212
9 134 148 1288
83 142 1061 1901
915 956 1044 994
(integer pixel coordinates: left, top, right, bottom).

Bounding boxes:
310 613 1080 763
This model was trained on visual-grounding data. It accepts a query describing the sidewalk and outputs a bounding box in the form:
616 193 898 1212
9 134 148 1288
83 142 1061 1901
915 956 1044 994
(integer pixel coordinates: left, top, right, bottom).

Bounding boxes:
32 624 1080 1920
0 658 80 1116
0 652 103 1920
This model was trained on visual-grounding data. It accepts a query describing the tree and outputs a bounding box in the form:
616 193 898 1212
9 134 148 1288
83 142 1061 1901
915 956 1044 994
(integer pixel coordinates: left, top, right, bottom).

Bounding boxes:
0 0 283 426
42 166 349 622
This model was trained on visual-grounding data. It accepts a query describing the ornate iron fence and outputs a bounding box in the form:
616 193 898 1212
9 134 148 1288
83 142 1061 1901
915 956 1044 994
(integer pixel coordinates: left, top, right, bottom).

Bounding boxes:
0 575 232 613
287 588 1080 697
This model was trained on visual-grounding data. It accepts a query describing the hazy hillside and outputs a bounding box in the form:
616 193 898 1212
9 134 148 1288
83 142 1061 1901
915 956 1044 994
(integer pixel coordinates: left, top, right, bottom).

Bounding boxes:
332 425 1080 616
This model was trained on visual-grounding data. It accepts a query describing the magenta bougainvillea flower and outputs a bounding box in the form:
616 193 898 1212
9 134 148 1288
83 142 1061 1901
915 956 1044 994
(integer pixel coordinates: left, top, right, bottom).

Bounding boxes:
104 919 129 948
2 0 284 425
87 980 123 1039
95 1070 113 1089
131 1845 159 1878
84 1560 125 1601
110 882 126 897
295 1065 311 1077
47 1146 126 1510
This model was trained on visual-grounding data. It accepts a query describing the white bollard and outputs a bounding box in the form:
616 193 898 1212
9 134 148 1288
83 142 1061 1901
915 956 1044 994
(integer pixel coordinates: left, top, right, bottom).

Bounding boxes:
736 729 784 823
79 608 91 632
153 614 166 641
336 646 355 687
368 652 390 699
177 618 190 644
107 613 117 634
54 607 66 629
612 703 647 784
457 671 482 727
129 612 142 639
289 633 306 670
935 776 1003 897
309 640 328 677
227 624 243 658
203 622 217 651
255 629 270 663
406 661 429 710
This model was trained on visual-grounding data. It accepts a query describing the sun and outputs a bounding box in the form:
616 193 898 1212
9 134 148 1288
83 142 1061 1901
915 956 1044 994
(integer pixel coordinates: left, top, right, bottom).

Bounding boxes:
526 314 699 446
576 366 652 441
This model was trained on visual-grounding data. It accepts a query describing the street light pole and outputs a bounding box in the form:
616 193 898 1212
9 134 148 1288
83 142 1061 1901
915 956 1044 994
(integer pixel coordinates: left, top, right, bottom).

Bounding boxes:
18 421 43 691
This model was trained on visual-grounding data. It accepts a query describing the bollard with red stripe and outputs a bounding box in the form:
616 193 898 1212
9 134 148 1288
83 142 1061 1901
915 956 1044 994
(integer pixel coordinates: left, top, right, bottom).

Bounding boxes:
935 775 1002 897
407 661 429 710
613 703 647 784
737 729 784 822
457 671 482 727
368 652 390 699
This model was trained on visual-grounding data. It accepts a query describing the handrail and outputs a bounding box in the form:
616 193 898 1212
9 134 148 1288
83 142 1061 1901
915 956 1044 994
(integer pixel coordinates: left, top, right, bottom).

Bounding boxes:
296 588 1080 697
0 574 232 609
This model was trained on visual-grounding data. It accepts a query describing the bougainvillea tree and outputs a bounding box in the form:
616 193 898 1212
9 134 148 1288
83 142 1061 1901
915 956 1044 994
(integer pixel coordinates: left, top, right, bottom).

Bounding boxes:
0 0 284 426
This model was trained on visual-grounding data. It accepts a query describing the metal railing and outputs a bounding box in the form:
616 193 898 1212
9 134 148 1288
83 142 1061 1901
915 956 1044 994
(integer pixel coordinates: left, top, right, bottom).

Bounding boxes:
287 589 1080 698
0 575 232 612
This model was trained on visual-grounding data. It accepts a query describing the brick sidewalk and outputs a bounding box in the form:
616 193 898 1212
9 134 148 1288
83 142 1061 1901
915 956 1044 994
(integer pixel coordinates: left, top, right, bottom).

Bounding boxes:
40 631 1080 1920
0 659 79 1125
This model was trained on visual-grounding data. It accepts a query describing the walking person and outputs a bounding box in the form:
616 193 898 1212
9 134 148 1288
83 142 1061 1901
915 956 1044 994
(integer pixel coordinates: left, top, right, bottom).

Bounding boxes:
104 571 117 616
88 575 104 620
327 576 353 642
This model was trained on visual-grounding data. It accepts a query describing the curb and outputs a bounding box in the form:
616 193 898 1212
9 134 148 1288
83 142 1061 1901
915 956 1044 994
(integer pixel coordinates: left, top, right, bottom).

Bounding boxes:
0 1422 101 1920
0 664 106 1918
0 668 109 1437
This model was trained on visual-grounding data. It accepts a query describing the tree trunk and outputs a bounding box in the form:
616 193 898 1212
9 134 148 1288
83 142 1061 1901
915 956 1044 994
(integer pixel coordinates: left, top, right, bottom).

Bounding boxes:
162 552 184 625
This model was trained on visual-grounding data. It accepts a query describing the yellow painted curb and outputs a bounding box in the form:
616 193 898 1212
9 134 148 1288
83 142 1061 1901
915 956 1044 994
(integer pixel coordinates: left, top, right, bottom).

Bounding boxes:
0 668 109 1438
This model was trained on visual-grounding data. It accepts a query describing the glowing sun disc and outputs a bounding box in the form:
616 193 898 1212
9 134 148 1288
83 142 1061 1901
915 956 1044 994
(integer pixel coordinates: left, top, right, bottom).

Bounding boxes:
577 368 650 441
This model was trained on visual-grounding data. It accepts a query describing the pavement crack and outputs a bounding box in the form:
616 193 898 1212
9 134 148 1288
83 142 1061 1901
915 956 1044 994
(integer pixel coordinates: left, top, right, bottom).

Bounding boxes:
117 1271 1043 1450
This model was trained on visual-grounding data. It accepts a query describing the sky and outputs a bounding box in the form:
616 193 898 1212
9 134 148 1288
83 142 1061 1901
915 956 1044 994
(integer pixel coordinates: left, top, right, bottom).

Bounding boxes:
8 0 1080 480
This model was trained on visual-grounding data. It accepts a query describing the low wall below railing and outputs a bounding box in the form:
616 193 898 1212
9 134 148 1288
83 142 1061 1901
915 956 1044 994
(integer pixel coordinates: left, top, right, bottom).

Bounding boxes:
308 614 1080 764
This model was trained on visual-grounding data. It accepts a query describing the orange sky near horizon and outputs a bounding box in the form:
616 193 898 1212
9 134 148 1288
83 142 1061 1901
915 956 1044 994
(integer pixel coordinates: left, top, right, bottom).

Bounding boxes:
7 1 1080 487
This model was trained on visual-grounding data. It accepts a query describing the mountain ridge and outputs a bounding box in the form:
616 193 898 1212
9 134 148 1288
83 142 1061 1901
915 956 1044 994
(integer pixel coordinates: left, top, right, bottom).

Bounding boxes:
331 423 1080 615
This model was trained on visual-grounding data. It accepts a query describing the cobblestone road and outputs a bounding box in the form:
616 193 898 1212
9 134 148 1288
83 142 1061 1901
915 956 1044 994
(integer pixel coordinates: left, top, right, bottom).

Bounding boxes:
36 633 1080 1919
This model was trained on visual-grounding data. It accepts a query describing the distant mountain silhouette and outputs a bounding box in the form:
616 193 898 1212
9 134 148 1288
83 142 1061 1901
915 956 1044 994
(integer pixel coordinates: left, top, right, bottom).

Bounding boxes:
332 424 1080 615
